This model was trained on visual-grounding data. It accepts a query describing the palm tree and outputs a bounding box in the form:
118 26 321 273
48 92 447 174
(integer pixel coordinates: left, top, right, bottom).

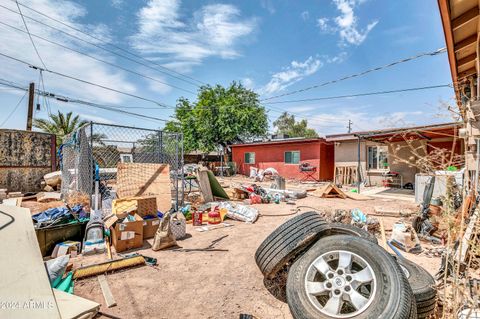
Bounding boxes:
33 111 88 144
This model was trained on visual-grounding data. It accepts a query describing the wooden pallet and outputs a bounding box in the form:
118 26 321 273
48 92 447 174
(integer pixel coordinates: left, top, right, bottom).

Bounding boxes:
334 166 357 185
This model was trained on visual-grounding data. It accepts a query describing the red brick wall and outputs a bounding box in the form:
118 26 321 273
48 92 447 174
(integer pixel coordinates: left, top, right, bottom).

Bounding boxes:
231 140 334 181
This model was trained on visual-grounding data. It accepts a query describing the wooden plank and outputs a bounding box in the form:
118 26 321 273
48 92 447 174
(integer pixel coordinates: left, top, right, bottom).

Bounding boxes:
457 53 477 68
53 289 99 319
454 34 477 53
458 66 477 79
345 192 373 201
116 163 172 213
0 205 61 318
196 169 213 202
452 7 479 31
379 219 388 251
97 274 117 308
37 192 61 203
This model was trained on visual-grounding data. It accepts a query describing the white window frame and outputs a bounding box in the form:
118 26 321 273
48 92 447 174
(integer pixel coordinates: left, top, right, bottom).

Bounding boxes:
367 145 388 171
284 150 301 164
244 152 255 164
120 153 133 163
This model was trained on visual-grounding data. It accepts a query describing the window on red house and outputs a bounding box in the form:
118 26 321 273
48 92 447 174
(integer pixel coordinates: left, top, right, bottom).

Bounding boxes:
285 151 300 164
244 152 255 164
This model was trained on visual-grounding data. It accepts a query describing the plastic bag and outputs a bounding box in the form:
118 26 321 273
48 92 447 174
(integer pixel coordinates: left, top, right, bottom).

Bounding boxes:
152 212 177 251
45 255 70 287
218 201 258 223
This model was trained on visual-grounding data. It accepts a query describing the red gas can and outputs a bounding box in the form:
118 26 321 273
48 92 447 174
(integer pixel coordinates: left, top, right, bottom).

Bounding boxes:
193 211 203 226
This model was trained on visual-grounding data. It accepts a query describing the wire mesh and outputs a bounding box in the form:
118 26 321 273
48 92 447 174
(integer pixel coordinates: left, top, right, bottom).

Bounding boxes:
60 122 184 210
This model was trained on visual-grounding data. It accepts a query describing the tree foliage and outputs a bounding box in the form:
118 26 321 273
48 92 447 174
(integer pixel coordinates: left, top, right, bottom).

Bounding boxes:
165 82 268 153
33 111 88 144
273 112 318 138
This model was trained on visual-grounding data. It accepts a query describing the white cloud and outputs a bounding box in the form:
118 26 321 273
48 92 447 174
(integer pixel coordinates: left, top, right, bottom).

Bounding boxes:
301 11 310 21
260 56 322 95
326 52 348 63
79 113 115 124
0 0 137 104
317 0 378 46
260 0 275 14
317 18 332 32
242 78 255 89
306 109 424 135
110 0 124 9
130 0 257 72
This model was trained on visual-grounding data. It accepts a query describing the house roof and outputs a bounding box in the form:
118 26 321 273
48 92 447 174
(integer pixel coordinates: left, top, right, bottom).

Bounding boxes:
230 137 326 147
325 122 460 142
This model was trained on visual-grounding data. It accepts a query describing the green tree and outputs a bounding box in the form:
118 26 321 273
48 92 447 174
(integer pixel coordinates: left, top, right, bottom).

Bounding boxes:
273 112 318 138
165 82 269 153
33 111 88 144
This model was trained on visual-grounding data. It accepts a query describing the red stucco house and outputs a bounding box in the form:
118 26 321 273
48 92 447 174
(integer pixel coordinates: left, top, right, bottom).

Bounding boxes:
231 138 334 181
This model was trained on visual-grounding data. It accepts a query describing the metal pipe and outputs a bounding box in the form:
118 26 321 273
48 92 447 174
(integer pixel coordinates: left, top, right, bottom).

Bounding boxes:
180 133 185 207
476 138 480 192
357 135 361 194
87 121 160 132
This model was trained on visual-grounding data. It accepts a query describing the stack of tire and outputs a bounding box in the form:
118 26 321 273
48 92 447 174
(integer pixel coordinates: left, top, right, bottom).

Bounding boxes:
255 212 437 319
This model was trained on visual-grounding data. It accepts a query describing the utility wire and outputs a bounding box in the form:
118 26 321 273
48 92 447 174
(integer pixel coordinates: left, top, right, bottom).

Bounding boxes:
264 84 452 104
14 0 46 69
0 21 196 95
0 3 199 88
0 79 157 110
8 0 206 86
0 51 176 109
260 47 448 101
0 91 27 127
0 80 168 123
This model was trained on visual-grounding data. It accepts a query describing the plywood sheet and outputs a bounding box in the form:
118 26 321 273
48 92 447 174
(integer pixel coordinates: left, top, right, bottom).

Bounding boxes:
116 163 172 212
0 205 61 318
53 288 99 319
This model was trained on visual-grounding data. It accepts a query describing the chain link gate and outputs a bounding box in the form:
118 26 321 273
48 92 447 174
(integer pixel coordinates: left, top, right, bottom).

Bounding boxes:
60 122 184 210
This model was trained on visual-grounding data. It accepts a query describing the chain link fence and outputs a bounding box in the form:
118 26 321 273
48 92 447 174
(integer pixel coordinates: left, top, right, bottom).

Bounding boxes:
60 122 184 210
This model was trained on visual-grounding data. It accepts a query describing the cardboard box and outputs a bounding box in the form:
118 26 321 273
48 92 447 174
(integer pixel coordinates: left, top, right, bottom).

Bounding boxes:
142 216 161 239
110 213 144 252
112 196 158 217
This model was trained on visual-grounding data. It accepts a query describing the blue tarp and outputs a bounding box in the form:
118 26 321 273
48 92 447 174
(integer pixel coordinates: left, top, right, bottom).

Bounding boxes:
32 205 85 224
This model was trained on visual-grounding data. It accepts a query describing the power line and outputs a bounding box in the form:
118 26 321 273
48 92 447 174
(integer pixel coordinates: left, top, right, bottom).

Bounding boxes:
0 79 160 111
0 79 169 123
0 21 196 95
9 0 206 86
14 0 46 69
260 47 447 101
0 91 27 127
0 51 176 109
263 84 452 104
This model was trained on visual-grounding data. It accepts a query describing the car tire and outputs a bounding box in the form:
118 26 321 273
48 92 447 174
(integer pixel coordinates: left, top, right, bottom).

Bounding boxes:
319 222 378 245
396 257 437 318
255 212 327 278
255 212 379 279
286 235 416 319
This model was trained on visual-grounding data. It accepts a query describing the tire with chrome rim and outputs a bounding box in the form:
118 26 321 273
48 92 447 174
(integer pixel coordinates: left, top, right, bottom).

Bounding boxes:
286 235 415 319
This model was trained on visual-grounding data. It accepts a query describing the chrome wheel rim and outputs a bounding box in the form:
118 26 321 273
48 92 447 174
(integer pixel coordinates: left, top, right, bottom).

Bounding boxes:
304 250 377 318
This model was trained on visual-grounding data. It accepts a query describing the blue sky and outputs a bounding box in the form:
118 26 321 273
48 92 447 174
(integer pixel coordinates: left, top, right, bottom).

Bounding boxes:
0 0 454 135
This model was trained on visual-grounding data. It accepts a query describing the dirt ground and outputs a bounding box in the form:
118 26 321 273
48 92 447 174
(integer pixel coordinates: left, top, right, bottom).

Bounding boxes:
73 179 442 319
